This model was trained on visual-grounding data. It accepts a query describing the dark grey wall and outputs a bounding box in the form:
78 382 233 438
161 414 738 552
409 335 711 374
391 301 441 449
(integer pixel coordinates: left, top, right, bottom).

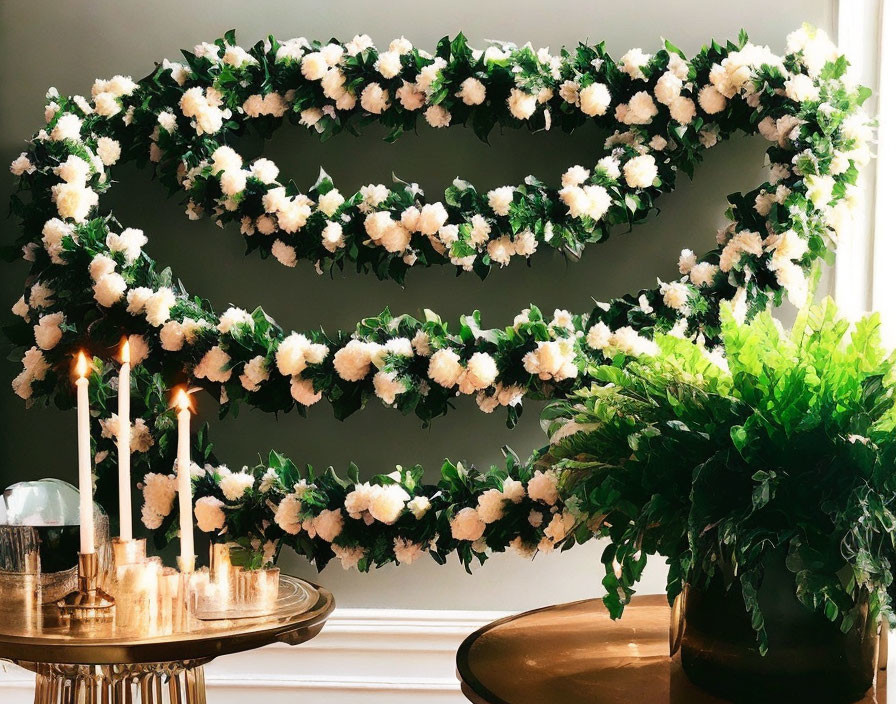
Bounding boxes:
0 0 832 609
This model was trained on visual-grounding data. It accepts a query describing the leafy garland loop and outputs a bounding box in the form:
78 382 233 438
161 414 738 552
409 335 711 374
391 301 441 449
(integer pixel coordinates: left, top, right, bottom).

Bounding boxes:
5 27 871 573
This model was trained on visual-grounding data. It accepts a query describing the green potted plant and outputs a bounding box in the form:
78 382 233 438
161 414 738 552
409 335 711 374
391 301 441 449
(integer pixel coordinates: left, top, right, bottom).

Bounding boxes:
543 299 896 701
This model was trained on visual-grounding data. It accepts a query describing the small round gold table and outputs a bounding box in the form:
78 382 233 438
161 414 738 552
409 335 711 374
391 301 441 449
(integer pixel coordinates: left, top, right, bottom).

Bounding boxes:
0 576 334 704
456 595 888 704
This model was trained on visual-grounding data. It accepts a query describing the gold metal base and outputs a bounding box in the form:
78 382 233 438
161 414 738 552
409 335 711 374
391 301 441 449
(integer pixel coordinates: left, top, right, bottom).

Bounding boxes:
176 554 196 574
56 553 115 622
27 660 208 704
111 537 146 566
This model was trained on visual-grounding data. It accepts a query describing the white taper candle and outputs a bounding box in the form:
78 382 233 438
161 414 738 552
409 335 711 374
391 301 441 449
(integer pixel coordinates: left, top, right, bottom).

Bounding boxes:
117 339 132 541
75 352 94 554
175 388 194 571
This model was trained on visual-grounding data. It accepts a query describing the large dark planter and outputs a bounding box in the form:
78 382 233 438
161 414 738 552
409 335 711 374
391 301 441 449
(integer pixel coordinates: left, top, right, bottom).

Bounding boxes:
678 554 880 702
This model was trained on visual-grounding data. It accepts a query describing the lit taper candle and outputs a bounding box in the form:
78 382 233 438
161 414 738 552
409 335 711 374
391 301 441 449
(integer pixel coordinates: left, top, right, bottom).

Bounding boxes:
117 338 132 541
75 351 94 554
174 388 195 572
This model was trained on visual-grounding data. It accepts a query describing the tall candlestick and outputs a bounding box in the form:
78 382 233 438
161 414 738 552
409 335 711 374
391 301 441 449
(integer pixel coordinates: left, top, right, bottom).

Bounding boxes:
117 338 132 541
75 352 94 554
175 389 194 572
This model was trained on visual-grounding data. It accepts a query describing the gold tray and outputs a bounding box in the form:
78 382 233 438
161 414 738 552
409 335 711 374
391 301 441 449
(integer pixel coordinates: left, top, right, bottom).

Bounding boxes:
0 575 334 665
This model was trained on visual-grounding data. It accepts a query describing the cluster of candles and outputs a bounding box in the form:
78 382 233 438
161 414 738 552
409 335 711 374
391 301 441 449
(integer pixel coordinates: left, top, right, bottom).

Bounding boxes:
75 341 194 571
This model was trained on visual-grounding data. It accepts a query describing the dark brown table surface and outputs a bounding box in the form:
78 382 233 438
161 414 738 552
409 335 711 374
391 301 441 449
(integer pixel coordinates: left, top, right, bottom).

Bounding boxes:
456 594 888 704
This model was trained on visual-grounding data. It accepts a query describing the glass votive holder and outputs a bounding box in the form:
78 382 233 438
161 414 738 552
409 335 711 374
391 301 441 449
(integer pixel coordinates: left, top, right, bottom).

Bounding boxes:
189 542 281 619
236 566 281 616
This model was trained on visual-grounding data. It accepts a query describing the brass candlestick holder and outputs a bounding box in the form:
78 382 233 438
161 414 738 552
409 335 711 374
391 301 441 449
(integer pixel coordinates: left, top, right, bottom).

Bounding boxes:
56 551 116 622
111 536 147 566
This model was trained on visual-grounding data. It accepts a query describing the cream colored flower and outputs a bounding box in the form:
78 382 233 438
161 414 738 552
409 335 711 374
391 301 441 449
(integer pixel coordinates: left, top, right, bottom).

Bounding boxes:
527 470 559 505
487 186 514 216
219 471 255 501
428 348 463 387
290 377 322 406
333 339 374 381
458 77 486 106
360 83 390 114
194 346 232 383
623 154 658 189
450 507 486 541
393 538 425 564
507 89 537 120
194 496 226 533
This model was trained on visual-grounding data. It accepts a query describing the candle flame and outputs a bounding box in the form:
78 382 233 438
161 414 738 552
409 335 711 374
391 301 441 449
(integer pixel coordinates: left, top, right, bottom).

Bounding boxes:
76 351 89 378
120 337 130 364
174 387 192 413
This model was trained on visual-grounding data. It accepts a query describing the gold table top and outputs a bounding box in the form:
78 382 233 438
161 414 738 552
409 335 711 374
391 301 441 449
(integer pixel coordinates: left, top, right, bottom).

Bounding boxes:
456 595 888 704
0 577 334 665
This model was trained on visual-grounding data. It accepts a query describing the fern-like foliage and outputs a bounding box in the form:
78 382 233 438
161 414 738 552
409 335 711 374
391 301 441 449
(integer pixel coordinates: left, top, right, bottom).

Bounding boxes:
544 298 896 653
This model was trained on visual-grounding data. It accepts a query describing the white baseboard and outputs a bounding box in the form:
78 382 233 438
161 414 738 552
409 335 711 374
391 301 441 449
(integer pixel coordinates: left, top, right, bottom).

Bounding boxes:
0 608 509 704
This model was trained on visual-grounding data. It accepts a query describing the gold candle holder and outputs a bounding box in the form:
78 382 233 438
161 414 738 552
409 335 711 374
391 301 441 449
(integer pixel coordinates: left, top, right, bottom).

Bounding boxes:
56 552 115 622
177 554 196 574
111 537 146 567
209 543 231 582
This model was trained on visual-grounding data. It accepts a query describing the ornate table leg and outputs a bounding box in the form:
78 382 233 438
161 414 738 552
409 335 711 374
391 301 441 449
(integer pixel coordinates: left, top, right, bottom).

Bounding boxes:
24 661 208 704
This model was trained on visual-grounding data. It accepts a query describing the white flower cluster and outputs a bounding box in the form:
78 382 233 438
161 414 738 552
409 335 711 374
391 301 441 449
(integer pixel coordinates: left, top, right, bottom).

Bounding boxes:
194 495 225 533
271 479 411 547
449 468 560 544
217 467 434 567
89 254 127 307
218 467 255 501
91 74 137 118
50 149 98 224
11 347 50 401
428 348 499 394
344 481 411 525
154 33 759 278
180 86 229 135
179 456 577 572
98 413 155 453
276 333 328 405
125 286 178 328
585 321 659 357
141 472 176 530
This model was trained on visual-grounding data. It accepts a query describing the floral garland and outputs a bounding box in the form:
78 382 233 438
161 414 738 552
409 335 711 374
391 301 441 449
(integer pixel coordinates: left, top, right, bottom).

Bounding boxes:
5 26 872 569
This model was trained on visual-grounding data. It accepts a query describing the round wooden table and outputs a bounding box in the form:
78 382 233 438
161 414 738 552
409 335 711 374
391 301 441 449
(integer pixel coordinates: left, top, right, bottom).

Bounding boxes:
456 595 888 704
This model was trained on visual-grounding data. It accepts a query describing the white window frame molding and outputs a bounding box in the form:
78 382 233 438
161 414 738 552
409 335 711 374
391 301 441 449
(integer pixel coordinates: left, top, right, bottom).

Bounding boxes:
834 0 893 339
869 1 896 341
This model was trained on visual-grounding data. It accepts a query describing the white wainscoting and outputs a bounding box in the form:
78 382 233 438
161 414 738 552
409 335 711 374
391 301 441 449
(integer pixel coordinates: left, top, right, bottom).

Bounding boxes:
0 608 509 704
2 611 895 702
